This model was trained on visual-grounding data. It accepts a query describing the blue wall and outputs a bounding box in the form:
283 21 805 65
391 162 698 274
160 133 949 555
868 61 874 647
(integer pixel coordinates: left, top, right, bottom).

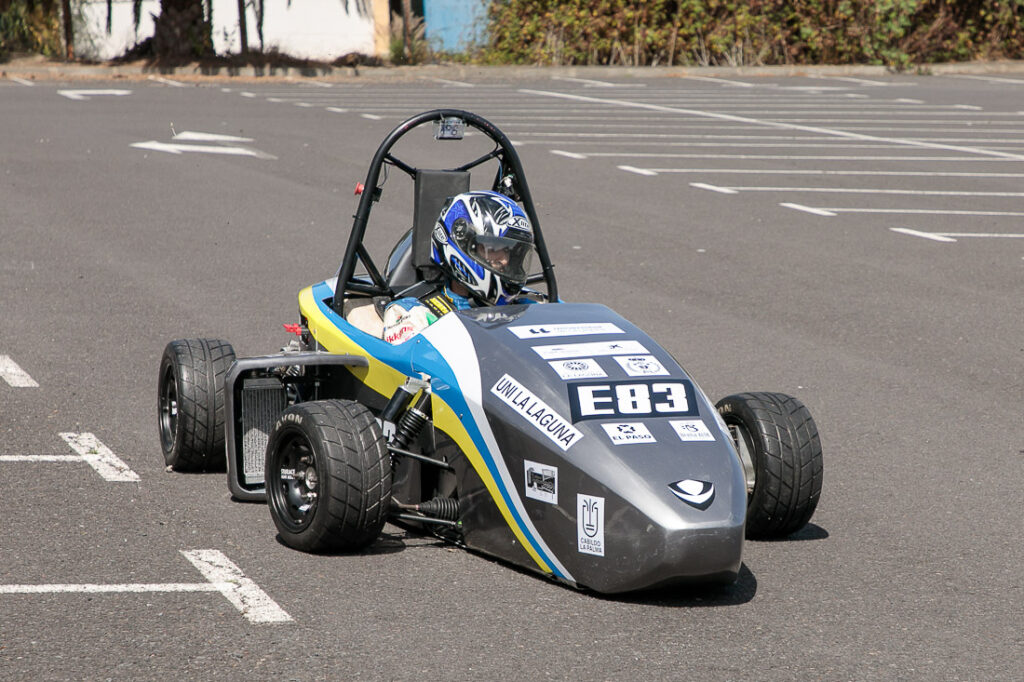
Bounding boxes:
423 0 489 53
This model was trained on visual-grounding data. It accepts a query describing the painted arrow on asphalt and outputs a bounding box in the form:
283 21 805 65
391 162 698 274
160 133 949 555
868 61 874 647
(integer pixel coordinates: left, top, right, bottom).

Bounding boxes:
131 131 276 160
57 89 132 101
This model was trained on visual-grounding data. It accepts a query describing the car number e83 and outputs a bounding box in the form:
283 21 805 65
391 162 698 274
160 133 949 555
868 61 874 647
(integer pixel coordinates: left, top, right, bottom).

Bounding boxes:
568 380 699 422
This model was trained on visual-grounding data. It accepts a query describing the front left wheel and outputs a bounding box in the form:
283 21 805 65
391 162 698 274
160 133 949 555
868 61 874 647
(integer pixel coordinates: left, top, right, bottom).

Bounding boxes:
265 400 392 553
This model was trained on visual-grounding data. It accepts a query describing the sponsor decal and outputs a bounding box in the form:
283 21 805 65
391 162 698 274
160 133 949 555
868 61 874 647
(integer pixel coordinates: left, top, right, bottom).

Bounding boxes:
669 479 715 510
524 460 557 504
491 374 583 451
613 354 669 377
669 419 716 442
449 255 475 283
508 323 624 339
568 380 699 422
601 422 657 445
548 358 607 380
507 215 531 232
532 340 649 360
577 494 605 556
432 223 448 244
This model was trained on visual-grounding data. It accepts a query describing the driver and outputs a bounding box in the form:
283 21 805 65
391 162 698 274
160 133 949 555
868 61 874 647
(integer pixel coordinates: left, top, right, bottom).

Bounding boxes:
382 190 535 344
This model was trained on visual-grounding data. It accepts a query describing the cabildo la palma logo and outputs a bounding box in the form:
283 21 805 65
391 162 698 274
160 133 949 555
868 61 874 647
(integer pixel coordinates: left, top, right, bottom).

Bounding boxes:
577 494 605 556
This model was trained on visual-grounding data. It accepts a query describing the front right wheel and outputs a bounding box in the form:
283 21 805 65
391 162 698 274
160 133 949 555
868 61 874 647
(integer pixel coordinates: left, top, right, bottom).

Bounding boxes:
716 392 823 539
265 400 392 553
158 338 235 472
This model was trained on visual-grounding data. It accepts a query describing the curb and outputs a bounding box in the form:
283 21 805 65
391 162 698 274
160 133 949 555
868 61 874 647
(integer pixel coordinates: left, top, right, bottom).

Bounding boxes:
5 56 1024 83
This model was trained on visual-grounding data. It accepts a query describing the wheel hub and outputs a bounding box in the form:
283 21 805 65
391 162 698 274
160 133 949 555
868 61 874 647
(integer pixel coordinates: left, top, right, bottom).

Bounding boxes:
273 436 320 529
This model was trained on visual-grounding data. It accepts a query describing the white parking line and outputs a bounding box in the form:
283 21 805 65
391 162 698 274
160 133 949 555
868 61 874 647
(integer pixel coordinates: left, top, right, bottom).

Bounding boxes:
420 76 474 87
9 76 35 86
519 88 1024 160
0 355 38 387
57 89 131 101
619 165 659 176
953 75 1024 85
686 76 757 87
690 182 738 194
784 206 1024 217
617 167 1024 178
552 142 941 150
181 550 293 623
147 75 187 87
58 432 140 481
287 77 333 88
551 150 588 160
172 131 254 142
818 76 902 87
0 550 292 624
691 184 1024 197
545 152 1020 162
891 227 1024 242
0 582 222 594
551 76 643 88
780 203 837 217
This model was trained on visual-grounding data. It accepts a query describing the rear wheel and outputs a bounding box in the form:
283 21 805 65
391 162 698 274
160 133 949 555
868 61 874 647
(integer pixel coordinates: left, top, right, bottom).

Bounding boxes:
158 338 235 471
266 400 392 553
716 392 823 539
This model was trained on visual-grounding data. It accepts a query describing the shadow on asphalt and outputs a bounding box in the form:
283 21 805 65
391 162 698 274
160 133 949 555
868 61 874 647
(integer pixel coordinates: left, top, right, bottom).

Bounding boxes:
750 522 830 543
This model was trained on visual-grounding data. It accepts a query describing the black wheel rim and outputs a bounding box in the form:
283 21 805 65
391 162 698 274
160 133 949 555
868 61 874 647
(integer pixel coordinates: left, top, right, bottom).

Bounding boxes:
158 365 178 453
269 432 320 532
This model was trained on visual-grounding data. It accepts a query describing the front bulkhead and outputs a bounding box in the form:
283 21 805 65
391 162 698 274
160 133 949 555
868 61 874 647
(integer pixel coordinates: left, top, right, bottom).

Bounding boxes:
411 303 747 594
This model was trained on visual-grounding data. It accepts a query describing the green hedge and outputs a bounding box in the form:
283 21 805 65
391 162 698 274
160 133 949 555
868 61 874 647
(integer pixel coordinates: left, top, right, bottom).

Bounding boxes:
0 0 61 59
483 0 1024 67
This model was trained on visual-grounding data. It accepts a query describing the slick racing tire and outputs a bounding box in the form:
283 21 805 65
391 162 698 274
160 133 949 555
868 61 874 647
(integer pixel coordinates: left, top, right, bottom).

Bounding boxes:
716 392 823 539
158 338 236 472
265 400 392 553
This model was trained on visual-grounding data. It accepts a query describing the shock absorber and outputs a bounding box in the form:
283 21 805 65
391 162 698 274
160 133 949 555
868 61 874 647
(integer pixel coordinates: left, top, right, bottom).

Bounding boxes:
392 391 431 449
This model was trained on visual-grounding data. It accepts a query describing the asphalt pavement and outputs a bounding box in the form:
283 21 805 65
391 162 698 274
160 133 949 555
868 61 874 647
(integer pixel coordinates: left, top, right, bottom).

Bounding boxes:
1 65 1022 680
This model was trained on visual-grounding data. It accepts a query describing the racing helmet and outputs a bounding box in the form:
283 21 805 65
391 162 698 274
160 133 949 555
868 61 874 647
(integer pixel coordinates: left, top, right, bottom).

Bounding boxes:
430 190 534 305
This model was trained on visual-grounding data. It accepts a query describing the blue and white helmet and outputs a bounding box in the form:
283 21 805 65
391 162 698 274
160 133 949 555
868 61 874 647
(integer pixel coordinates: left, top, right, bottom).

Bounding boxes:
430 190 534 305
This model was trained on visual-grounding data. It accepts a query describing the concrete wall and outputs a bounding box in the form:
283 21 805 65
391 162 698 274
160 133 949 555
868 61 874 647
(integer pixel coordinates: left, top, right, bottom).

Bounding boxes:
75 0 159 61
74 0 385 62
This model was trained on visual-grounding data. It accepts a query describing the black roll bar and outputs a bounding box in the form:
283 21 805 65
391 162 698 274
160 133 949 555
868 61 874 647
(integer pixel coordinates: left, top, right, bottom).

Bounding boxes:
330 109 558 316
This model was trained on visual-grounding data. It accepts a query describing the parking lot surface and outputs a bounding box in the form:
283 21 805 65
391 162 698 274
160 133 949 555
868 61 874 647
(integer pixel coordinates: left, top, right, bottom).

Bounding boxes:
1 70 1022 680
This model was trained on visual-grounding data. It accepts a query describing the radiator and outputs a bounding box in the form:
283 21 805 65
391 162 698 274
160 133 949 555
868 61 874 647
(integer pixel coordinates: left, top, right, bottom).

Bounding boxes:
240 377 287 485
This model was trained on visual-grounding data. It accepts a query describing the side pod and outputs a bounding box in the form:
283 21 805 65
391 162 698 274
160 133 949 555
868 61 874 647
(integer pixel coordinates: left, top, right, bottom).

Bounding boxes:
224 352 369 501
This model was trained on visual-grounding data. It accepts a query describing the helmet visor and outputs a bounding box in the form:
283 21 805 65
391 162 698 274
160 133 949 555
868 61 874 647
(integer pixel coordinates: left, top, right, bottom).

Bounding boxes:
460 233 534 285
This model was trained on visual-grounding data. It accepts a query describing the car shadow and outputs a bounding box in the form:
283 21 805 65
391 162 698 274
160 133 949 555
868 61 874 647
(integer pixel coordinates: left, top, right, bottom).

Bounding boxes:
273 529 414 556
750 522 830 543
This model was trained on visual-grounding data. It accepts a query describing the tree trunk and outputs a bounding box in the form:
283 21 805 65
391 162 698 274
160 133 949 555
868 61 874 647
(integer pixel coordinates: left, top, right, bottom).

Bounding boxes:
401 0 412 60
235 0 247 54
152 0 213 61
61 0 73 60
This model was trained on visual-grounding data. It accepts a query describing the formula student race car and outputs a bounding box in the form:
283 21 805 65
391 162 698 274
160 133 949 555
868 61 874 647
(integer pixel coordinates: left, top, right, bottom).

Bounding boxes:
157 110 823 594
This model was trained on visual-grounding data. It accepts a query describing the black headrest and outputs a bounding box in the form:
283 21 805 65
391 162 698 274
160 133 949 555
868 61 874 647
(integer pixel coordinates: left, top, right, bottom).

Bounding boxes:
413 170 470 279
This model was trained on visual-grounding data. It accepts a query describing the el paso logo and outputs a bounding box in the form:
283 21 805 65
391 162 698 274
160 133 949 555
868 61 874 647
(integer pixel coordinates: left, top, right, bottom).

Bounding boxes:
491 374 583 451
